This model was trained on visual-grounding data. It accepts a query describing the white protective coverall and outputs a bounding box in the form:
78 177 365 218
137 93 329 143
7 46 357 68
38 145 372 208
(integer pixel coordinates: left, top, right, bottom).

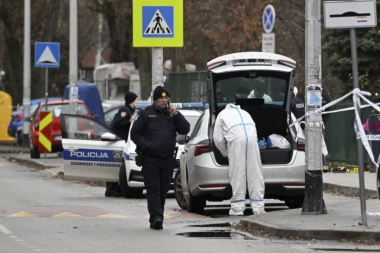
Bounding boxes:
213 104 265 215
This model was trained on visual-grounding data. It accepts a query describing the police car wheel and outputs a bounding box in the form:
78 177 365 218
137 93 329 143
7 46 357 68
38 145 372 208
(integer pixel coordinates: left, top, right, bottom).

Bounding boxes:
119 162 143 198
174 170 187 210
30 145 40 159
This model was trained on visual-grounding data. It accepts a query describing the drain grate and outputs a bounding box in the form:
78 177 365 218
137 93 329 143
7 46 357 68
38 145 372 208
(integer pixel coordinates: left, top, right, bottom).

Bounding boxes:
176 230 254 240
187 223 231 228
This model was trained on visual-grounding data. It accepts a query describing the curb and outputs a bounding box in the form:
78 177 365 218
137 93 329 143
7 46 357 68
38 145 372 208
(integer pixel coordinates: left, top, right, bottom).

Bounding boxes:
8 157 63 177
239 219 380 242
323 182 378 199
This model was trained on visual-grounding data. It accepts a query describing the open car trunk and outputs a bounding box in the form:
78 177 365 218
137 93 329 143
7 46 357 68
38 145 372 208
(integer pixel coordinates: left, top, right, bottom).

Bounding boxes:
213 102 294 165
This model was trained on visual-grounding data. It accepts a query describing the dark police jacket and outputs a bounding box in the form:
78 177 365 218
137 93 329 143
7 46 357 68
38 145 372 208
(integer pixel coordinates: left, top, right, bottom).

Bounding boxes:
131 104 190 158
110 104 135 141
290 96 305 120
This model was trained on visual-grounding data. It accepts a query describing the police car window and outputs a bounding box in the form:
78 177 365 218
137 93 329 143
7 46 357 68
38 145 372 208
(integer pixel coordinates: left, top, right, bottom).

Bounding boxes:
214 71 289 109
190 113 204 140
64 116 110 140
45 104 89 117
104 107 119 128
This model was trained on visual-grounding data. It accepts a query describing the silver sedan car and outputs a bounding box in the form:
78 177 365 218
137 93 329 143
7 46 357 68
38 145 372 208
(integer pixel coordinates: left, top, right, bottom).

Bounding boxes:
174 52 306 213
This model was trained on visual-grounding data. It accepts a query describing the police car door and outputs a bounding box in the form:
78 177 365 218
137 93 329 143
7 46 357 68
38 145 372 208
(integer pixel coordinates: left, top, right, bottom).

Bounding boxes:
60 114 125 182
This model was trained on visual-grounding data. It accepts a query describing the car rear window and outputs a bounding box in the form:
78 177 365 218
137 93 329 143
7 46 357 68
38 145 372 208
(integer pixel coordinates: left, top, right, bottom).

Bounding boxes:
44 104 89 117
213 70 290 109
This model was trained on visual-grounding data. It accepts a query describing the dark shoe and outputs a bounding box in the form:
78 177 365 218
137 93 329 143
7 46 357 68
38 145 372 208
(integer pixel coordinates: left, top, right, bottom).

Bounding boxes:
105 183 122 197
151 219 163 230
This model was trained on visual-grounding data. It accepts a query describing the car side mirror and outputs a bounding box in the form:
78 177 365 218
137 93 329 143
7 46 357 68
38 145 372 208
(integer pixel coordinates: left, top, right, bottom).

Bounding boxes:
100 132 120 141
24 116 32 122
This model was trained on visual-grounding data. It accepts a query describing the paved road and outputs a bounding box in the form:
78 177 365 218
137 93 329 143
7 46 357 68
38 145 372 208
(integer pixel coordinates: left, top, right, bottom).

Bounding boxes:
2 157 379 252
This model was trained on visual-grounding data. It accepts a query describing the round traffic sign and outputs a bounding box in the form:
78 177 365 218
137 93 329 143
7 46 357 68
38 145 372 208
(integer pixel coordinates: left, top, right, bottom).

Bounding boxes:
263 5 276 33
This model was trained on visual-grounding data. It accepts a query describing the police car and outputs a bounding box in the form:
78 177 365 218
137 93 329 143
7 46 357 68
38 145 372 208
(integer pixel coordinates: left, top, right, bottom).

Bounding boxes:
60 102 203 198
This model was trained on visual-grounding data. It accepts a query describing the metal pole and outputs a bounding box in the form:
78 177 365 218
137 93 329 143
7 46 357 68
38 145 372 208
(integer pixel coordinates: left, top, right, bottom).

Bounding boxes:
302 0 326 214
22 0 31 148
151 47 164 100
69 0 78 114
45 68 48 111
350 28 367 226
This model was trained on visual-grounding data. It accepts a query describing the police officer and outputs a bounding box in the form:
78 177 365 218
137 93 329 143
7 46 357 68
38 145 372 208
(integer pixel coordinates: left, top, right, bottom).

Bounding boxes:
291 87 305 128
131 86 190 230
105 91 139 197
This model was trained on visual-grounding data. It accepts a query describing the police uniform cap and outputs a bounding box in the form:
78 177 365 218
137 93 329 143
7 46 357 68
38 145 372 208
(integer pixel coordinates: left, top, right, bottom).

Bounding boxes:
153 86 170 101
125 92 138 104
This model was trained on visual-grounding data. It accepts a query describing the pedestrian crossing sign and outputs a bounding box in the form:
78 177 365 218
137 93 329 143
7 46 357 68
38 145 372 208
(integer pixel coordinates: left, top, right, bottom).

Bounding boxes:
133 0 183 47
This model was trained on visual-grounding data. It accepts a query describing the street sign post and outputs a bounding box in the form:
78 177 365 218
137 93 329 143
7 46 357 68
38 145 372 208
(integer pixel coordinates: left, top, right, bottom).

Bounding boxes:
262 5 276 53
324 0 377 226
133 0 183 100
34 42 60 111
35 42 60 158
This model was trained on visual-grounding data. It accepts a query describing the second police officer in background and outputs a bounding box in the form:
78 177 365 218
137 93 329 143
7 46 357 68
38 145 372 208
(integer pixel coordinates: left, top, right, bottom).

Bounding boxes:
291 87 305 129
105 91 139 197
131 86 190 230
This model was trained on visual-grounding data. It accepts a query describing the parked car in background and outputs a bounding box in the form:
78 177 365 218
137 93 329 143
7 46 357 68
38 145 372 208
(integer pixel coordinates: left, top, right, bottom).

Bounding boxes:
63 82 105 124
27 100 91 158
8 97 61 146
174 52 306 213
60 105 203 198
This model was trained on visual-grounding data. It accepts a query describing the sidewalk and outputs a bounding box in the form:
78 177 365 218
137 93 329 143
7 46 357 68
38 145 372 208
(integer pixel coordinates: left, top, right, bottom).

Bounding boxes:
240 172 380 243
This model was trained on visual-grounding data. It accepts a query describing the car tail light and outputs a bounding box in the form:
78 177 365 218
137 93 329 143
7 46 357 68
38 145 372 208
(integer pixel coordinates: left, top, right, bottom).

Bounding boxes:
194 144 210 157
15 114 23 122
297 141 305 151
207 60 226 70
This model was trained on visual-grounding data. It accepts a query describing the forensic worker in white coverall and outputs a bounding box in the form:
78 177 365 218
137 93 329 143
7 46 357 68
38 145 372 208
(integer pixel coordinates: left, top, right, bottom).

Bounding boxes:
213 104 265 215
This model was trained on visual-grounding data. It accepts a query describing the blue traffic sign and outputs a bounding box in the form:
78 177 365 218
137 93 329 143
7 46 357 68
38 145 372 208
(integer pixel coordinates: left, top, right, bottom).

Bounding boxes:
142 6 174 38
263 5 276 33
35 42 60 68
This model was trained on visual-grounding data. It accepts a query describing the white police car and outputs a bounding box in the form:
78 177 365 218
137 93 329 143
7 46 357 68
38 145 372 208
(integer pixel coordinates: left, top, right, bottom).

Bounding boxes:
60 103 203 198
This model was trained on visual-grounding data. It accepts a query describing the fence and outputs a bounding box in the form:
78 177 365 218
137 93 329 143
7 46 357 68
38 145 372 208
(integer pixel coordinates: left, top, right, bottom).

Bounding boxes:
165 71 208 103
324 101 375 166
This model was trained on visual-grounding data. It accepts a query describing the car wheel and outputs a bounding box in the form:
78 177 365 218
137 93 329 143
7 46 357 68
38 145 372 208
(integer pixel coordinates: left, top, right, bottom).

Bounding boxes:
30 145 40 159
285 196 304 209
174 170 188 210
16 130 23 146
119 161 143 198
187 190 206 214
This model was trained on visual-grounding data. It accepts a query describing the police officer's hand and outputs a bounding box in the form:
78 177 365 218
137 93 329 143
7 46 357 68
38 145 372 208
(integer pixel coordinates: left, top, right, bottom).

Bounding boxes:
130 112 138 122
169 104 178 116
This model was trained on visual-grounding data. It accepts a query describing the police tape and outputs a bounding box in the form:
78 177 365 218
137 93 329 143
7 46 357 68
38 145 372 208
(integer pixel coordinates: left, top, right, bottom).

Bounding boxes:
291 88 379 167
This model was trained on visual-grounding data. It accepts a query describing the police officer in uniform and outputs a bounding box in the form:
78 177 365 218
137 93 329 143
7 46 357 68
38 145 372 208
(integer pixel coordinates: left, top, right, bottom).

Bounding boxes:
131 86 190 230
105 91 139 197
291 87 305 129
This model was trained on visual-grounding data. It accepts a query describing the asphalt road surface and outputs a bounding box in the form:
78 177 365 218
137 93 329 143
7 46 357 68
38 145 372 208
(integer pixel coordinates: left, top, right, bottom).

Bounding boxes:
0 157 378 253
